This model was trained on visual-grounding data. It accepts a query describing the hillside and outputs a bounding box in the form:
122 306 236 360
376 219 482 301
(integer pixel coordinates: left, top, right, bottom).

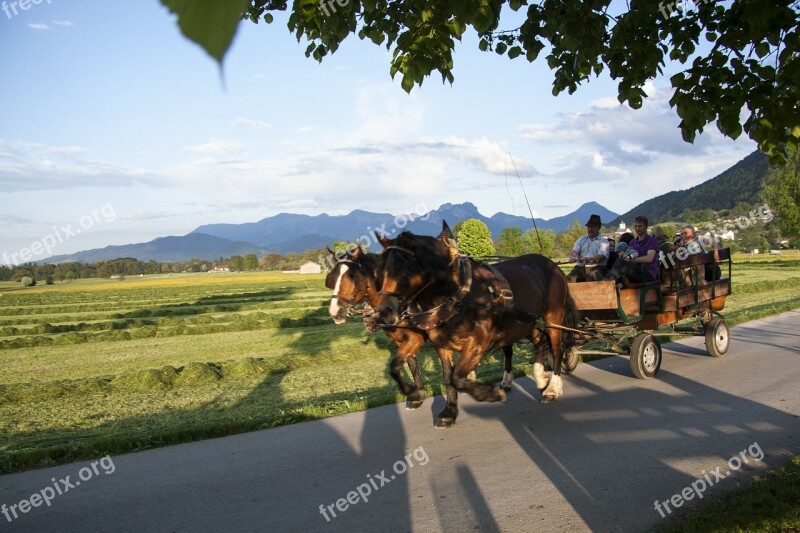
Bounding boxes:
610 151 769 225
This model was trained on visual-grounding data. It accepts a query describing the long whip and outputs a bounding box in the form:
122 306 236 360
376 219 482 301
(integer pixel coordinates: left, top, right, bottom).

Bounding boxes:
506 152 543 254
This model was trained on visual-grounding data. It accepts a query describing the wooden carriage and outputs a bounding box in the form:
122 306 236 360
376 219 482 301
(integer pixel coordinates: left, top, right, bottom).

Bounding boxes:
563 248 732 379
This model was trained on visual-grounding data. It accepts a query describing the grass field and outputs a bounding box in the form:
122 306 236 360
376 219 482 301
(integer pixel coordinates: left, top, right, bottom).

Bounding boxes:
2 259 800 477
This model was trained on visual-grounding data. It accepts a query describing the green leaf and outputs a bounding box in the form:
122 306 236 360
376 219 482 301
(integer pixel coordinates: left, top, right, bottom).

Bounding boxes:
401 74 415 93
161 0 249 65
508 46 522 59
479 38 489 52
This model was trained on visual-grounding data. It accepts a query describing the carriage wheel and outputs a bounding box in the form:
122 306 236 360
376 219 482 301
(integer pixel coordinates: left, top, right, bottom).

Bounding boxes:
704 317 730 358
629 334 662 379
561 346 579 373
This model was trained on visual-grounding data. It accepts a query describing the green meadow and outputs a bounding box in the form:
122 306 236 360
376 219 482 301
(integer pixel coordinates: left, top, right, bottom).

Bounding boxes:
2 259 800 474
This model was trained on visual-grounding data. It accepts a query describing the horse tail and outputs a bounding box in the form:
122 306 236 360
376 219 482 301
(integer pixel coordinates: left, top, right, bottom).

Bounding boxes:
560 291 579 353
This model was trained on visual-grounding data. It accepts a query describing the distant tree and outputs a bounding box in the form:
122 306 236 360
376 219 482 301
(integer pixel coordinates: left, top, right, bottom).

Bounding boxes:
20 276 35 287
229 255 245 272
522 228 556 258
260 252 286 271
553 220 585 260
456 219 495 258
244 253 259 271
762 149 800 245
45 275 54 285
495 227 523 257
11 268 33 282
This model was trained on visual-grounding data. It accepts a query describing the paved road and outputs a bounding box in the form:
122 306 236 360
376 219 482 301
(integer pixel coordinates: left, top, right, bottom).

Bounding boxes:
2 310 799 532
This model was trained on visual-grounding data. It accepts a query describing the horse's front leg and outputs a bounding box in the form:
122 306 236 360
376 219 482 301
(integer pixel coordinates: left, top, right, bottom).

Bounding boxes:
451 345 507 403
404 356 426 409
500 345 514 391
387 332 427 408
433 347 458 427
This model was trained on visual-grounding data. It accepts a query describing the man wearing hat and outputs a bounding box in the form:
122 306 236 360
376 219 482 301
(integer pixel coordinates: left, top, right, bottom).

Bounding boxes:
567 214 609 282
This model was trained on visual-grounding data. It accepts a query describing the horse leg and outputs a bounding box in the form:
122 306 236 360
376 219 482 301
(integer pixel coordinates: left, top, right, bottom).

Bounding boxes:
435 348 459 427
405 356 426 409
388 334 427 407
451 347 507 402
500 345 514 391
531 330 551 391
541 325 565 403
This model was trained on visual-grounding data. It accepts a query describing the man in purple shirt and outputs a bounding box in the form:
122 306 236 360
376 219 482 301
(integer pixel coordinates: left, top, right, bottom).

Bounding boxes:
605 215 659 283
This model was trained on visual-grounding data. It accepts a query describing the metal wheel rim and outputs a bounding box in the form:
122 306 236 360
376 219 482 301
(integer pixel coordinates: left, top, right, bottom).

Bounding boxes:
714 323 730 351
642 342 658 372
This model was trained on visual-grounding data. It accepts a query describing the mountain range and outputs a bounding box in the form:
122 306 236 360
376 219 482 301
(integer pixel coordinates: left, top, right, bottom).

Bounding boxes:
41 150 771 264
42 202 618 263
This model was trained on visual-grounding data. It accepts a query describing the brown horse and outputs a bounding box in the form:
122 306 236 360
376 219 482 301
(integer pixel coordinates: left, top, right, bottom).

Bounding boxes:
325 245 507 426
372 222 578 408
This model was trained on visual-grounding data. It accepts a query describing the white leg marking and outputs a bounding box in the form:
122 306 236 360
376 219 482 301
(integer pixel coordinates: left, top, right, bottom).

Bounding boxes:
543 374 563 401
467 370 477 381
500 371 513 390
533 361 549 390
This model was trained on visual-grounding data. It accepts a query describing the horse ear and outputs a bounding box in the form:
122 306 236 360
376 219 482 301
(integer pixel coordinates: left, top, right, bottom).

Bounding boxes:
439 220 455 241
375 232 391 249
326 246 335 257
353 242 364 259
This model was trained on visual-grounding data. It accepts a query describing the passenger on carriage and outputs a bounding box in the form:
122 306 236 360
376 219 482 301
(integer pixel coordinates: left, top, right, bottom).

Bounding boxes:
675 224 722 284
566 214 609 282
605 215 659 285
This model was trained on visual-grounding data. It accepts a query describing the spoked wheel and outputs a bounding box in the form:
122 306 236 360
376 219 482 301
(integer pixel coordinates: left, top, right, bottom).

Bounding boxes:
704 317 730 358
629 333 662 379
561 346 579 373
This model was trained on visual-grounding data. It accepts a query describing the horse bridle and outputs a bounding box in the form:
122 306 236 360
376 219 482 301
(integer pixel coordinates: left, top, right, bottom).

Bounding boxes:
329 259 369 311
377 242 467 323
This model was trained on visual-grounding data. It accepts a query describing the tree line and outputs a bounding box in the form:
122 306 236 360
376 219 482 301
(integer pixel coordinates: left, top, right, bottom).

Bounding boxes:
0 248 327 284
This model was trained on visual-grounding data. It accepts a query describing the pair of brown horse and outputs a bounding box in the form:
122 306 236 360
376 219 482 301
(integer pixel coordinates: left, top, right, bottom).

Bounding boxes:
326 221 578 427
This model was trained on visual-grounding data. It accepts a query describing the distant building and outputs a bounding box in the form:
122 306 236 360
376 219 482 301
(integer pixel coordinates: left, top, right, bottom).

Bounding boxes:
210 265 230 273
298 261 322 274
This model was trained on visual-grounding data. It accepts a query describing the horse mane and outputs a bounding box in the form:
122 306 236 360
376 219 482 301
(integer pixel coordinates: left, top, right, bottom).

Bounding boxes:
391 232 458 301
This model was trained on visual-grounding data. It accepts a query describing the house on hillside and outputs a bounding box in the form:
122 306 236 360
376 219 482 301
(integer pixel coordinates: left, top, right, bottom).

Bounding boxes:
299 261 322 274
210 265 230 273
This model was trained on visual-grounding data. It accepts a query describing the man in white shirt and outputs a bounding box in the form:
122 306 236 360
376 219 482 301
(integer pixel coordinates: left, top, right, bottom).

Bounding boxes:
567 214 610 282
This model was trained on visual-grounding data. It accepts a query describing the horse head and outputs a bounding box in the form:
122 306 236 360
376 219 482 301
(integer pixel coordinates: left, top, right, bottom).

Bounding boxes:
373 221 458 327
326 244 370 325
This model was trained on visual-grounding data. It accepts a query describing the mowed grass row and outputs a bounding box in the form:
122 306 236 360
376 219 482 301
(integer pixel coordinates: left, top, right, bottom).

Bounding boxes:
2 263 800 474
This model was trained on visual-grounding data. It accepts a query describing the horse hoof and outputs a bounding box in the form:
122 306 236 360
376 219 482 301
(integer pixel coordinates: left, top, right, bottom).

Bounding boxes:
406 399 425 410
541 393 557 404
437 417 456 428
494 388 507 402
466 370 477 381
500 383 513 392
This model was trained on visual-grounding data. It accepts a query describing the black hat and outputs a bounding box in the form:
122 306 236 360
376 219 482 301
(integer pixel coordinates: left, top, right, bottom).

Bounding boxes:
585 214 602 227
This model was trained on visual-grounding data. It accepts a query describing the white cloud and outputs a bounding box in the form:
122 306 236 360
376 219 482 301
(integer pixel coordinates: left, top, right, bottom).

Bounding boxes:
52 20 74 27
0 140 161 191
232 118 271 129
181 140 245 155
27 23 50 30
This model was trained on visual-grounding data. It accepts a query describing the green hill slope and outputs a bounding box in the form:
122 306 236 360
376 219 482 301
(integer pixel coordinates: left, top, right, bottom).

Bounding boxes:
610 151 769 225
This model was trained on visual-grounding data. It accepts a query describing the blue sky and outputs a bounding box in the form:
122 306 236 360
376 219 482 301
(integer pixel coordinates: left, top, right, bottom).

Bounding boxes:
1 0 756 262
